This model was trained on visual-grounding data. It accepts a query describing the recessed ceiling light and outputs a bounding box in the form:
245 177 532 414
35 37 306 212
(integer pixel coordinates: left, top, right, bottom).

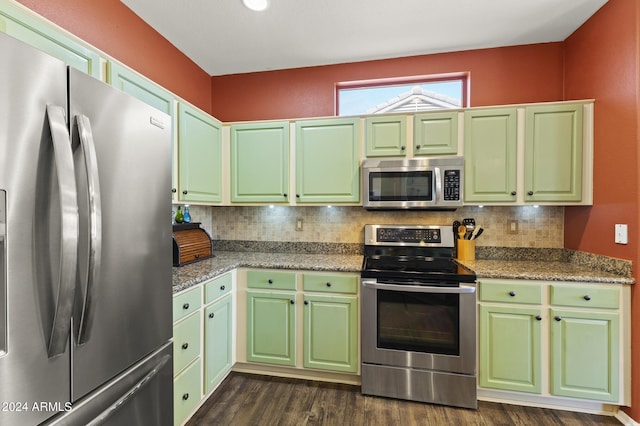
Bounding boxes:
242 0 269 12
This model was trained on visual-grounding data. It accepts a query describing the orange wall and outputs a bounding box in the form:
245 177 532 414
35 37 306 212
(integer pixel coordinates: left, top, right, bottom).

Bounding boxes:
563 0 639 419
15 0 212 113
211 43 565 121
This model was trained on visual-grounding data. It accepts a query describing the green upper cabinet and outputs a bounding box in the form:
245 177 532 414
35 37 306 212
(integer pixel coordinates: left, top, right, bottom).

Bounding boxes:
204 295 233 394
365 115 407 157
0 0 101 77
464 108 518 203
550 308 619 402
524 103 583 202
295 118 360 203
414 111 459 155
178 103 222 203
107 62 175 117
303 294 358 373
230 121 289 203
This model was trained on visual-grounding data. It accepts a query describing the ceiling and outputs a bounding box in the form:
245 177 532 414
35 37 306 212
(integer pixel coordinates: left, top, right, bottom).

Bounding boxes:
120 0 608 77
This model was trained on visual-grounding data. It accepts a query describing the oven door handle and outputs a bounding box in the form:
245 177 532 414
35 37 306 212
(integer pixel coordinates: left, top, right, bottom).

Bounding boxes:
362 279 476 294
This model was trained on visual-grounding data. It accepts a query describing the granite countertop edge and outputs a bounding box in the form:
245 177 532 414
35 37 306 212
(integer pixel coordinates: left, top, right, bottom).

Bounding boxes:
173 250 634 294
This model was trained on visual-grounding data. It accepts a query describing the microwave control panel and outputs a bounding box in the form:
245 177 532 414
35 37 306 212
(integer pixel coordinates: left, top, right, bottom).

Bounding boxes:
443 169 461 201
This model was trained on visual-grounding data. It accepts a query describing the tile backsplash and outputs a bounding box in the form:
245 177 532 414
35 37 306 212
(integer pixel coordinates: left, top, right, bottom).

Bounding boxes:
183 205 564 248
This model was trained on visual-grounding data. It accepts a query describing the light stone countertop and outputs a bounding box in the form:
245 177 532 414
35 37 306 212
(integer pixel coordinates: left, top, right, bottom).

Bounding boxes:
172 251 634 294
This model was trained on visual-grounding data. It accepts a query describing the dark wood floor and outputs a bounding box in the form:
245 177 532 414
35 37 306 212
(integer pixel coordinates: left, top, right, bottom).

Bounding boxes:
186 372 621 426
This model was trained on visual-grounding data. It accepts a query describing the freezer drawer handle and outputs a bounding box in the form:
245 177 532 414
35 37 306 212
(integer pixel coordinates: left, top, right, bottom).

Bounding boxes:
45 104 79 358
74 114 103 346
85 353 171 426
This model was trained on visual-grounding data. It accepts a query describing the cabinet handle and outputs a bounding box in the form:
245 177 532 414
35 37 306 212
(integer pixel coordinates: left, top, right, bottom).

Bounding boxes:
415 145 421 150
220 285 225 291
510 191 516 196
535 315 542 321
182 303 189 310
290 299 295 304
583 295 591 301
181 343 188 350
508 291 516 297
268 279 273 284
304 300 309 305
171 188 177 193
554 316 562 321
528 191 534 196
182 393 189 401
326 282 332 287
209 312 215 318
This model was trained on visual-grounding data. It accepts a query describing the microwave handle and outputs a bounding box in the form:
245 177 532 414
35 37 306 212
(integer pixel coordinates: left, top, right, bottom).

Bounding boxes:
434 167 442 203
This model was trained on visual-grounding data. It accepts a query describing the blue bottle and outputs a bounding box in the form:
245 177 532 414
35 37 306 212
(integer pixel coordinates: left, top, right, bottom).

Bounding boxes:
183 205 191 223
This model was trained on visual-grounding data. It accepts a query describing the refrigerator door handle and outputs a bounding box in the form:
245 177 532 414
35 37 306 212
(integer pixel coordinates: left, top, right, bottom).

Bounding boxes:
45 104 79 358
74 114 102 345
84 354 171 426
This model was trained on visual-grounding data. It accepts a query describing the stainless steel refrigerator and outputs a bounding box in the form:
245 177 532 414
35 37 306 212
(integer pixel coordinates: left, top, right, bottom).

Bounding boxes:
0 31 173 425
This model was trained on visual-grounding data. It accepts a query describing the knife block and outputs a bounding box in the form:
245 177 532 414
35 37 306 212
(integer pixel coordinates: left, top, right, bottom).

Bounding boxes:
457 239 475 261
172 223 213 266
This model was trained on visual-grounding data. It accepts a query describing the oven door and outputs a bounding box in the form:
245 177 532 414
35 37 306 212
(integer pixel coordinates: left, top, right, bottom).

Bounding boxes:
361 279 476 375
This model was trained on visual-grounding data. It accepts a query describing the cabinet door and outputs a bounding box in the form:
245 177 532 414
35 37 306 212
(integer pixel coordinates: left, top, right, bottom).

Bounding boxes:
479 304 542 393
295 118 360 203
178 103 222 203
246 291 296 366
365 115 407 157
303 294 358 373
414 111 459 155
550 308 619 402
464 108 517 202
173 312 201 375
204 295 232 394
525 104 583 202
231 122 289 203
173 358 201 426
0 2 101 77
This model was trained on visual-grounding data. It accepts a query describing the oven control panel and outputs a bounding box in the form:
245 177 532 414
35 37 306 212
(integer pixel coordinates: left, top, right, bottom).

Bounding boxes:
365 224 454 247
377 227 441 243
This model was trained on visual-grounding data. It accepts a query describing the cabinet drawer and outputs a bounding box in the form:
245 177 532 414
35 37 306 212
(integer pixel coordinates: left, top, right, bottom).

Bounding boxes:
550 285 619 309
303 273 358 294
247 270 297 290
174 358 201 426
479 280 543 305
205 273 233 304
173 312 201 374
173 287 201 323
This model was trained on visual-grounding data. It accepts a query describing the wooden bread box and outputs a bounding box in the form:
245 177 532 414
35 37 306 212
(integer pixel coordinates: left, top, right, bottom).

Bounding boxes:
172 223 213 266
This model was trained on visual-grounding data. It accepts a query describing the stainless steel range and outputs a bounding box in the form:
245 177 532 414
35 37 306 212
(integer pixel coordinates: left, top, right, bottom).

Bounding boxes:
360 224 478 409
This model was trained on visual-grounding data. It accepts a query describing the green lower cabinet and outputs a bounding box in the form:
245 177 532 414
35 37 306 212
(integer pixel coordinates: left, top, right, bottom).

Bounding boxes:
479 304 542 393
173 358 201 426
204 295 233 394
550 308 619 402
303 294 358 373
246 291 296 366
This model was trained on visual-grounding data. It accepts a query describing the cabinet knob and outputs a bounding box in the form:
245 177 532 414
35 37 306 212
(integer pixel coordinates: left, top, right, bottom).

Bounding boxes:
182 303 190 310
401 146 406 151
181 343 189 350
508 291 516 297
209 312 215 318
268 279 273 284
296 194 300 198
326 282 332 287
584 295 591 301
535 315 542 321
304 300 309 305
182 393 189 401
554 316 562 322
182 190 188 195
195 253 200 259
172 188 177 193
290 299 295 304
511 191 516 196
220 285 225 291
416 145 421 150
528 191 534 196
283 193 287 198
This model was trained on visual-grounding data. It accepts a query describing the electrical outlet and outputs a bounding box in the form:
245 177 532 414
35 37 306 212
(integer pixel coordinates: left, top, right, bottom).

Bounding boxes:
615 224 628 244
508 220 518 234
295 218 303 231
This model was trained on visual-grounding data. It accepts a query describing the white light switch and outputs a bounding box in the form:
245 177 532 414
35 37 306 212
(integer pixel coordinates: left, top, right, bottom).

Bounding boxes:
615 224 628 244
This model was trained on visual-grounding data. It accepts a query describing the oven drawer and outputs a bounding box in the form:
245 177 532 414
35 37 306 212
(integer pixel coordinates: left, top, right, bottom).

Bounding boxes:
550 284 619 309
302 273 358 294
247 270 297 290
479 280 543 305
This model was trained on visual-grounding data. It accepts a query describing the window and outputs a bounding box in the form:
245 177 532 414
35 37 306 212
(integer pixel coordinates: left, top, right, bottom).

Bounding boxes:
336 74 468 116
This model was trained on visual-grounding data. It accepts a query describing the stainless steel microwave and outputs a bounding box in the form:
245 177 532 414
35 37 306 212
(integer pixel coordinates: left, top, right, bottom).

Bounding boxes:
362 156 464 210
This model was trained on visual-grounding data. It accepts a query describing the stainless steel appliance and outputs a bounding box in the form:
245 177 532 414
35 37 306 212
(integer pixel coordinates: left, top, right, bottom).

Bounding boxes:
361 224 477 409
362 156 464 210
0 32 173 425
